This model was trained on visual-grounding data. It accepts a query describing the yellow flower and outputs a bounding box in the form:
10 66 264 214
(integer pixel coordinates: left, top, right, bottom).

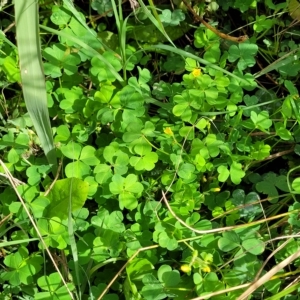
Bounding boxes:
211 187 221 192
201 265 211 273
180 264 191 273
164 127 173 135
192 68 201 77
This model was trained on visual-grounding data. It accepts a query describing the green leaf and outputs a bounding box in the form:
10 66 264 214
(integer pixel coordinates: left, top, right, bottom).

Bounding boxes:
51 5 72 25
54 125 71 142
36 272 74 300
250 110 272 131
159 9 185 26
228 42 258 71
79 145 100 166
43 43 81 78
127 258 154 281
253 15 274 33
91 0 113 16
60 141 82 160
109 174 144 210
157 265 181 287
3 246 43 285
30 196 50 218
275 122 292 140
218 231 240 252
141 274 166 300
250 142 271 160
7 148 19 164
178 163 197 183
91 51 122 82
230 161 245 185
46 178 89 220
242 238 265 255
256 172 282 200
130 151 158 171
15 0 57 168
292 177 300 192
65 161 90 178
157 231 178 250
2 55 21 82
217 165 230 182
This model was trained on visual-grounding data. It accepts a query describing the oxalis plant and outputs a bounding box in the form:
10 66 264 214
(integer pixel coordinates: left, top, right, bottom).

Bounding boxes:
1 0 300 299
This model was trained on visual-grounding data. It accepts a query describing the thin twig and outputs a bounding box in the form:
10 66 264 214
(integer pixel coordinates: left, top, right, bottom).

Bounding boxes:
238 247 300 299
254 235 299 282
190 283 251 299
0 172 24 186
97 245 159 299
181 0 248 43
161 192 292 234
252 148 295 165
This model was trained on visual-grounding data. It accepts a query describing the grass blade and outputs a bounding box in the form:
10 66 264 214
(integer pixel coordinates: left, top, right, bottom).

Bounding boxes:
39 24 124 83
15 0 56 169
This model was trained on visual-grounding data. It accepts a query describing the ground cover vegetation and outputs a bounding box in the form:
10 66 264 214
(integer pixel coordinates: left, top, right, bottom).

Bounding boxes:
1 0 300 299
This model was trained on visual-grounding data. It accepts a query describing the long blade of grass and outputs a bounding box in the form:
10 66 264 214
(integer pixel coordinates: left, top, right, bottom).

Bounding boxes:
137 0 176 47
141 44 260 87
68 176 81 299
14 0 56 169
39 24 124 83
62 0 116 54
0 238 38 247
0 30 17 49
255 47 300 78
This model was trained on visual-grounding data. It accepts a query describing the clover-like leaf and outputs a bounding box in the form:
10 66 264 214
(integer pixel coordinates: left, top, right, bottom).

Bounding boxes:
292 177 300 193
109 174 144 210
2 55 21 82
60 141 82 160
253 15 274 33
250 141 271 160
35 217 69 249
231 189 262 219
157 265 181 287
173 89 202 121
54 125 71 142
230 161 245 185
3 246 43 286
50 5 71 25
178 163 197 183
218 165 230 182
91 0 113 16
218 231 240 252
127 258 154 281
141 274 166 300
90 51 122 82
228 43 258 71
251 110 272 131
159 9 185 26
35 272 75 300
242 238 265 255
79 145 100 166
43 43 81 78
130 142 158 171
65 161 90 178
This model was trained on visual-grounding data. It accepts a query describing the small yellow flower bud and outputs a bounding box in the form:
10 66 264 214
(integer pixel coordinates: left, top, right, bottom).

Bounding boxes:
164 127 173 135
192 68 201 77
201 266 211 273
180 264 191 273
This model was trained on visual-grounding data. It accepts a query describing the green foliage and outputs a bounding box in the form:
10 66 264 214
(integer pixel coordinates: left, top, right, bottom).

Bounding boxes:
0 0 299 299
